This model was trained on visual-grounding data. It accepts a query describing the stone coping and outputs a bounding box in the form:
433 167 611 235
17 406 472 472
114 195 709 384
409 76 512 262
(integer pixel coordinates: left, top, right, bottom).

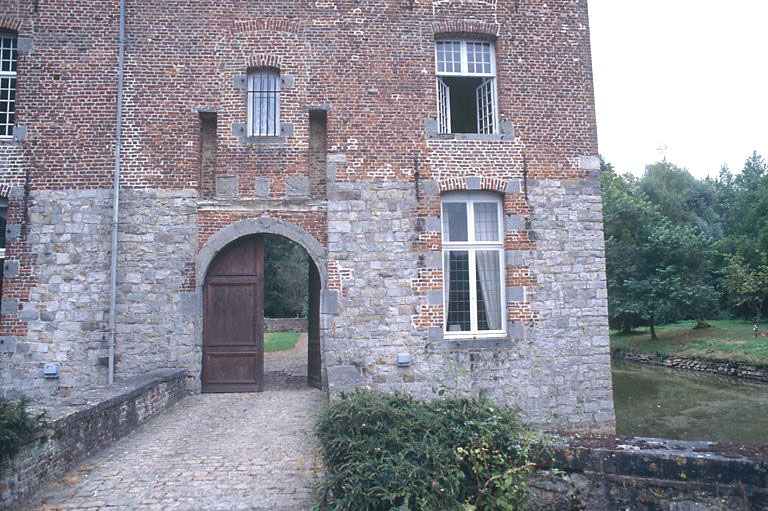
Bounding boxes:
33 368 187 423
530 434 768 510
540 434 768 488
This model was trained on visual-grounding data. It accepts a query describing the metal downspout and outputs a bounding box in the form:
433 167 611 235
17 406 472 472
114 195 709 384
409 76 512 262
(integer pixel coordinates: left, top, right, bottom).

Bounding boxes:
108 0 126 385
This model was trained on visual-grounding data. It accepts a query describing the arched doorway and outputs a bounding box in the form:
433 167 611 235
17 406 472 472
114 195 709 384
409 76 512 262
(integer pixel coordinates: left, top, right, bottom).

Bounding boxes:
202 234 322 392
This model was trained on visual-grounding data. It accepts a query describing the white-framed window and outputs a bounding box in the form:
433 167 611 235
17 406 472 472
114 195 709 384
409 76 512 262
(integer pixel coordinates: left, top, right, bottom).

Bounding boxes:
247 68 280 137
442 192 505 336
435 39 498 134
0 31 17 138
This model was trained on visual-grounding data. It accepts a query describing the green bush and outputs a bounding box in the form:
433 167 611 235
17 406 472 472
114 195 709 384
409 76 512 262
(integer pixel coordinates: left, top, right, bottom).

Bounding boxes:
314 389 542 511
0 397 46 475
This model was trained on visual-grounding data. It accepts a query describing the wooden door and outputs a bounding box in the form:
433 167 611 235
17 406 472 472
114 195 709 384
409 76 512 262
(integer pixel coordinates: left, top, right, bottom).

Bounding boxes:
307 262 322 388
203 236 264 392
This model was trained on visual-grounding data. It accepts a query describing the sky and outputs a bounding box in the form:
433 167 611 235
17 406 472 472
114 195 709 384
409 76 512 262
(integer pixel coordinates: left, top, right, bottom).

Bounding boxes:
587 1 768 179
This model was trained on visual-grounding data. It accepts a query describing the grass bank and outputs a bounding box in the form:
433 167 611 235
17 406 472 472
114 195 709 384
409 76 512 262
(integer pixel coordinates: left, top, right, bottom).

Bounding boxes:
264 331 301 352
611 320 768 366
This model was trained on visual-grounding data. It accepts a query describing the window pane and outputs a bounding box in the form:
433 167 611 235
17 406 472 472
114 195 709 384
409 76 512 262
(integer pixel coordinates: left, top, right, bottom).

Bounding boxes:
445 251 471 332
248 70 280 136
475 78 496 134
442 202 468 242
0 36 17 74
474 202 499 241
466 42 492 75
475 250 502 330
436 41 461 73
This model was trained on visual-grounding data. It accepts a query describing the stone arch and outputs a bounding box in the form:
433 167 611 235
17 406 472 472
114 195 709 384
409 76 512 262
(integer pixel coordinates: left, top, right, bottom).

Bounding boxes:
196 217 327 289
194 217 330 392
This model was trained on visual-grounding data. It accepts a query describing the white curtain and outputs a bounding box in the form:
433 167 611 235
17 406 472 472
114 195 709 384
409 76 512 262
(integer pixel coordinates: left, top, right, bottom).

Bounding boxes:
474 202 498 241
476 250 501 330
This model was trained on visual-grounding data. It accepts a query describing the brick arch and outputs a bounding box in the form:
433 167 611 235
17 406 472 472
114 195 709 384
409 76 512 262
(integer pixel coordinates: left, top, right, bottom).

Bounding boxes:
0 184 12 198
436 176 509 193
246 54 283 70
230 19 305 38
432 20 499 39
0 16 22 33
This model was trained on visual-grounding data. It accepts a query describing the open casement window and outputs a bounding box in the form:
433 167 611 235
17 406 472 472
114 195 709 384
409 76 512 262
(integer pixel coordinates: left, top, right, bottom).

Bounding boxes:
435 40 498 134
0 31 17 138
247 68 280 137
442 192 505 336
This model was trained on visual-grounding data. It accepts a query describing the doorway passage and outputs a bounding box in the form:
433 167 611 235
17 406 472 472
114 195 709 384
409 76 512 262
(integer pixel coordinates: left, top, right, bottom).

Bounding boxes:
202 234 321 392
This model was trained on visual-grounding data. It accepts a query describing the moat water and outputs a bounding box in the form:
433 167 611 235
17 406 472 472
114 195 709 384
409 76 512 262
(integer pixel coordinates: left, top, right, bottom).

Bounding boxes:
611 361 768 444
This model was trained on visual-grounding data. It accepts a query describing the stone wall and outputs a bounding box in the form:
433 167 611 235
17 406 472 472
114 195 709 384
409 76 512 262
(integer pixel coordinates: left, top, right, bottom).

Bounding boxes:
620 350 768 383
324 170 614 432
0 368 187 509
264 318 308 333
529 436 768 510
0 189 196 399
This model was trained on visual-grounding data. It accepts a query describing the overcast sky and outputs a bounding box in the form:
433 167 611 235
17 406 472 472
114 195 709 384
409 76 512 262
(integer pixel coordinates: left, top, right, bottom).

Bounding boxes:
587 0 768 179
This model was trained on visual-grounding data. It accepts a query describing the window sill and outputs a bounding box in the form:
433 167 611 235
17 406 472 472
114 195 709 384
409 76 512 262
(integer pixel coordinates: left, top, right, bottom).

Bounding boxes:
427 132 515 142
425 118 515 141
434 336 516 351
240 135 286 145
426 323 523 351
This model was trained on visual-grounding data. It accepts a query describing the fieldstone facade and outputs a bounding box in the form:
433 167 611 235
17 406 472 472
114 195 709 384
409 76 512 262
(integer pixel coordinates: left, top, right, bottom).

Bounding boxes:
0 0 615 431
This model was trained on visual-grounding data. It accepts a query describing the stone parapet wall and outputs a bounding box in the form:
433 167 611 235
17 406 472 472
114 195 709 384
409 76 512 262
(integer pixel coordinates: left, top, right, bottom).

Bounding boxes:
264 318 308 333
530 435 768 510
0 368 187 509
618 350 768 383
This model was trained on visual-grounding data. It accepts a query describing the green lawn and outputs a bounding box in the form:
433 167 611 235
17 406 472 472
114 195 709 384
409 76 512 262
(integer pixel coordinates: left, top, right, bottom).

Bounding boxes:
264 331 302 352
610 320 768 366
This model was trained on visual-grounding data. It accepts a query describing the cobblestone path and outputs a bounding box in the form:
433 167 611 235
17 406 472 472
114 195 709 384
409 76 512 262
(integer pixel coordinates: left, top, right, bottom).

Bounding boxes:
24 335 325 511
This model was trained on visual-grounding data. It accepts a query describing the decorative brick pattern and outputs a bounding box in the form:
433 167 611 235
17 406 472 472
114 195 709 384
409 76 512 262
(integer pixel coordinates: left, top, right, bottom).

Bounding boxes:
411 268 443 294
505 230 537 250
413 231 442 253
506 266 537 287
327 260 353 297
413 304 444 327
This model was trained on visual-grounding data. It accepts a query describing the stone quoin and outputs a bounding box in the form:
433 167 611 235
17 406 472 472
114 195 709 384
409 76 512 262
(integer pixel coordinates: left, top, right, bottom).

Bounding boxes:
0 0 614 432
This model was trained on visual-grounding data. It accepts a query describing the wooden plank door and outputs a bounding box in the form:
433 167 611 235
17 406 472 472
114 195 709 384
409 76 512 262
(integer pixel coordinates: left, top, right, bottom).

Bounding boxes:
307 262 322 389
202 236 264 392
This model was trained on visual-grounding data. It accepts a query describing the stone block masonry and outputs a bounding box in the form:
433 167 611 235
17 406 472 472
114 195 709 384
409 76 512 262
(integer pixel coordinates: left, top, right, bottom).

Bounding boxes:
0 0 615 432
0 189 197 399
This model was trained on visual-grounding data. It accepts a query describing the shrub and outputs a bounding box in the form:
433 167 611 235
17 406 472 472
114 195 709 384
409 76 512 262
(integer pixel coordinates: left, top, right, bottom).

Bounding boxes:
314 389 542 511
0 397 47 476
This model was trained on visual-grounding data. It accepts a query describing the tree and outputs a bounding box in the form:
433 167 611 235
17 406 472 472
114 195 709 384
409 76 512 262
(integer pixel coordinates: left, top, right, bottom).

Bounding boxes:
721 254 768 323
263 235 309 318
639 161 722 239
602 165 717 338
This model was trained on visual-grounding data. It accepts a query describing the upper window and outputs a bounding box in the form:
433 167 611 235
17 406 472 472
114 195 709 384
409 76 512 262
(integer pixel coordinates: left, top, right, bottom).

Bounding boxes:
0 31 17 138
442 192 505 336
247 68 280 137
435 40 498 135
